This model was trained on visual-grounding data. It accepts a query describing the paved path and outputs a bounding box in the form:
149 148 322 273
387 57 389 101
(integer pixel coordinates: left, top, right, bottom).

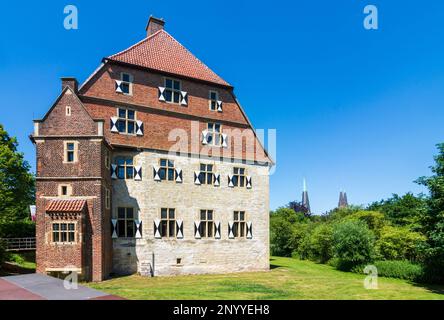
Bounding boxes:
0 273 122 300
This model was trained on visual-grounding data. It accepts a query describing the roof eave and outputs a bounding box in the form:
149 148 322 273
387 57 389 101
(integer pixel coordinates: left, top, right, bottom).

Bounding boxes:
102 57 234 90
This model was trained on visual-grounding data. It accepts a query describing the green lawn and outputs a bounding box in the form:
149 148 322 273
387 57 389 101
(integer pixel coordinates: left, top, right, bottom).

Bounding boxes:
88 257 444 300
0 252 36 277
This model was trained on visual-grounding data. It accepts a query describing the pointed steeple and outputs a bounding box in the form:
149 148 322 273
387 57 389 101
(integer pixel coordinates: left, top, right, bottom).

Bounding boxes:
338 190 348 208
301 178 311 215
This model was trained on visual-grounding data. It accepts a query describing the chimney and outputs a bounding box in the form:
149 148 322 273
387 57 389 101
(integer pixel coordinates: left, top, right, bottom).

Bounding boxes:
146 16 165 37
61 77 78 93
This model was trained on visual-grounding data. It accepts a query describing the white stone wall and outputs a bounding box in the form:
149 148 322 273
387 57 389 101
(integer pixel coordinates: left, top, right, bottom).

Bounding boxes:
111 150 270 276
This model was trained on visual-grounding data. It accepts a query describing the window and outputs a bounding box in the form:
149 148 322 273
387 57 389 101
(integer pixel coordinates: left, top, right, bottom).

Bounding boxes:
116 157 134 179
207 123 222 146
64 141 77 163
160 208 176 238
117 207 135 238
199 210 214 238
116 108 136 134
105 188 111 210
159 159 176 181
52 222 76 243
164 78 181 103
233 211 246 238
105 150 111 169
120 73 133 95
58 184 72 196
66 106 71 116
232 167 246 187
199 164 213 185
209 91 218 111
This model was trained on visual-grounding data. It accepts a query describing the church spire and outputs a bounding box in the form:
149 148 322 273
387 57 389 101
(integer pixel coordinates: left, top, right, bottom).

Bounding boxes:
338 190 349 208
301 178 311 215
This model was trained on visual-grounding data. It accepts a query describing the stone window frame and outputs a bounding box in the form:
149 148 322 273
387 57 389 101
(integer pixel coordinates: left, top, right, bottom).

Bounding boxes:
117 207 135 238
163 77 182 104
160 208 176 239
232 167 246 187
63 141 78 163
116 107 137 135
65 105 72 116
199 163 214 185
105 149 111 170
209 90 218 111
207 122 222 147
119 72 133 96
233 211 246 238
105 188 111 210
51 221 78 244
199 209 214 238
58 184 72 197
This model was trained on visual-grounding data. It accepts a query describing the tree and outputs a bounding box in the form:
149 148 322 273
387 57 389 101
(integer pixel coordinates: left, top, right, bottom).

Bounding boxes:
344 210 386 237
416 143 444 282
375 226 427 262
288 201 310 216
0 124 35 223
367 193 427 228
332 220 375 270
270 216 294 257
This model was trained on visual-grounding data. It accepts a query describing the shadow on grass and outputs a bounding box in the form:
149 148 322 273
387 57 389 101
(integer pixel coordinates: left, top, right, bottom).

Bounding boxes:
412 283 444 295
0 262 35 277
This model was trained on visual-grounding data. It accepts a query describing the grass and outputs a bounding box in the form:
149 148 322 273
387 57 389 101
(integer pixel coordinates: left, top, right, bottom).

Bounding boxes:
88 257 444 300
0 251 36 277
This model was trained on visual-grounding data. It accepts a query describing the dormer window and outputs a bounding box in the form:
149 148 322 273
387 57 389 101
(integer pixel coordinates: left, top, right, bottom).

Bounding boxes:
164 78 181 103
115 73 133 95
209 91 218 111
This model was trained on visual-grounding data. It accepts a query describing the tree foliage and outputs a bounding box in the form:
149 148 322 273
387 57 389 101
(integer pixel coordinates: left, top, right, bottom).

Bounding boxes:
0 124 35 223
416 143 444 282
332 221 375 270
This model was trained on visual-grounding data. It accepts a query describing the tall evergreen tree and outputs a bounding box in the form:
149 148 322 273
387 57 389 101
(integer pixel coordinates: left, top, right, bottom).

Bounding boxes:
0 124 35 222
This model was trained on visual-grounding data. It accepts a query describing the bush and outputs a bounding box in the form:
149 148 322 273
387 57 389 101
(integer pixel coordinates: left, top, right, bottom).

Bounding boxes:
332 220 375 270
0 220 35 238
298 224 333 263
270 217 294 257
0 241 6 266
352 260 424 281
344 210 385 236
376 226 427 262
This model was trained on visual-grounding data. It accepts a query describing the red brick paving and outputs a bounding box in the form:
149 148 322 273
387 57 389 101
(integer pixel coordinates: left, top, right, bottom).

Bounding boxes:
0 279 44 300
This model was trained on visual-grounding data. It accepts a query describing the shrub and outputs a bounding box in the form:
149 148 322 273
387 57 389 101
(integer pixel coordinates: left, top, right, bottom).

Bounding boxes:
0 220 35 238
332 220 375 270
352 260 424 282
0 241 6 266
344 210 385 236
376 226 427 262
270 217 294 257
298 224 333 263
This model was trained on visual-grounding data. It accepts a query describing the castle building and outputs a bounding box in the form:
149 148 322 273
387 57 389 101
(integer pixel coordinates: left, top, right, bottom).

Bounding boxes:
31 17 272 281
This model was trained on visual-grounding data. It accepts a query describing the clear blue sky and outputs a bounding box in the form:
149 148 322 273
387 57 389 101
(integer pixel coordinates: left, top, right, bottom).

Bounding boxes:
1 0 443 213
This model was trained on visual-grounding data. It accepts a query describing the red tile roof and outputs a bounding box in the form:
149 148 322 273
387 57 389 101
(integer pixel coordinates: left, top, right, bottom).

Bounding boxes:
107 30 230 87
45 200 87 213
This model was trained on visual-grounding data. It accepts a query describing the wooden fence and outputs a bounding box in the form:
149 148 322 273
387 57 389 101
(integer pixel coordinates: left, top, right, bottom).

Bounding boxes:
0 237 36 251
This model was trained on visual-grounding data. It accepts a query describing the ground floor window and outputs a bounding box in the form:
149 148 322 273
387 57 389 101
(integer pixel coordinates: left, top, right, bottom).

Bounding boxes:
52 222 76 243
117 207 135 238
